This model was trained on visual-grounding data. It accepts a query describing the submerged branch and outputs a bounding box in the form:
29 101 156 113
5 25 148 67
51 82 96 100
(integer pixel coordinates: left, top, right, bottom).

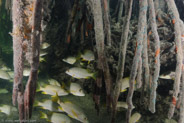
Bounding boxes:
165 0 183 119
65 0 79 43
111 0 133 122
117 0 124 23
148 0 161 113
24 0 42 119
102 0 112 46
12 0 25 121
91 0 112 112
179 21 184 123
126 0 147 122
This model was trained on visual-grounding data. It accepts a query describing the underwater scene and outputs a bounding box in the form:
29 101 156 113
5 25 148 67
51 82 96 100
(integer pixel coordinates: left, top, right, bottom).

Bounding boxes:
0 0 184 123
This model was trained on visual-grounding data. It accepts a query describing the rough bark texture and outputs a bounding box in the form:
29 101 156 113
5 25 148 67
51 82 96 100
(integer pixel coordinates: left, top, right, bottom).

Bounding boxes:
165 0 183 119
102 0 112 46
148 0 161 113
179 21 184 123
12 0 25 121
65 0 79 43
141 23 149 103
136 57 142 89
111 0 133 122
179 71 184 123
91 0 112 111
117 0 124 23
24 0 42 119
93 66 102 114
126 0 147 122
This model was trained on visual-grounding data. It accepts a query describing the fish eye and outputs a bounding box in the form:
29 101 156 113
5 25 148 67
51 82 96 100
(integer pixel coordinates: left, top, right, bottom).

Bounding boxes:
84 117 87 120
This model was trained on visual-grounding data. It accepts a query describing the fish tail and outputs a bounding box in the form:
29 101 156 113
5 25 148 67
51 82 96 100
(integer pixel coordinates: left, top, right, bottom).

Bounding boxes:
33 101 39 107
36 83 42 92
40 111 48 119
61 82 66 89
120 89 127 93
36 86 41 92
9 79 14 83
81 58 86 62
51 92 60 103
76 52 82 60
92 72 97 80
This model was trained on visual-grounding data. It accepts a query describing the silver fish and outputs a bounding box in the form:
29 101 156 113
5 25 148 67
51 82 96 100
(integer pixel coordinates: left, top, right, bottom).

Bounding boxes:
69 83 85 96
34 100 60 112
41 42 50 49
62 56 77 65
66 67 96 79
81 50 95 63
0 105 17 115
38 85 68 96
0 70 11 80
58 101 89 123
0 89 8 94
40 112 72 123
129 113 141 123
120 77 136 92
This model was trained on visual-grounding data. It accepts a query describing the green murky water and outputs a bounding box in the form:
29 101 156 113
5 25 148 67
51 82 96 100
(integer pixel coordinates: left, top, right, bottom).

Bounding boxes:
0 0 180 123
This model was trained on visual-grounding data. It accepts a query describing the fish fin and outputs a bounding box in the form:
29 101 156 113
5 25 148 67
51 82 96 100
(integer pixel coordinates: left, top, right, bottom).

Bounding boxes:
40 111 48 119
86 76 91 79
65 101 72 104
121 89 127 92
70 90 76 93
81 58 86 62
41 107 46 110
61 82 66 89
68 114 74 118
9 79 13 83
76 53 82 61
62 59 66 63
41 91 47 94
92 72 97 80
39 57 46 62
66 89 70 94
33 101 39 107
136 119 139 122
80 62 85 66
52 92 59 102
37 69 41 74
36 84 41 92
72 110 78 118
58 106 64 111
